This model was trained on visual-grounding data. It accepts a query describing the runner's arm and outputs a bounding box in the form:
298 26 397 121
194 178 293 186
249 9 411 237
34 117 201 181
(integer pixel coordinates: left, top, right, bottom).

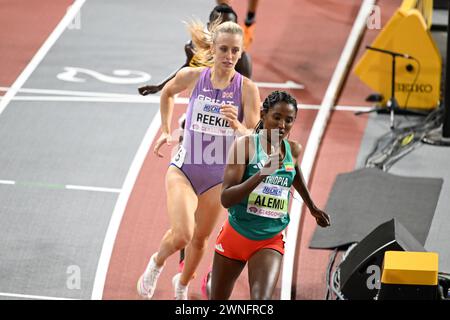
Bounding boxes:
290 141 330 227
221 136 279 208
239 77 261 136
153 67 202 157
159 67 201 134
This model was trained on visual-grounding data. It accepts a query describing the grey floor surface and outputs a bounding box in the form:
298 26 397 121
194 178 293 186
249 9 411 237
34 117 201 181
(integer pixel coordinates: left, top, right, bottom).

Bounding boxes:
355 112 450 274
0 0 211 299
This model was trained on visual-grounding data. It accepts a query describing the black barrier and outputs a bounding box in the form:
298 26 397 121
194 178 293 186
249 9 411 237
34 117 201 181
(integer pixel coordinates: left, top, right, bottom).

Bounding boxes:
338 219 426 300
434 0 449 10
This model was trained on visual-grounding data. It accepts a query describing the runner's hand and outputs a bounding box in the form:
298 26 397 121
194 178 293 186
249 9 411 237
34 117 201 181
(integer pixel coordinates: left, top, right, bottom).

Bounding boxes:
138 85 161 96
154 132 172 157
311 208 331 227
261 146 283 176
220 105 239 129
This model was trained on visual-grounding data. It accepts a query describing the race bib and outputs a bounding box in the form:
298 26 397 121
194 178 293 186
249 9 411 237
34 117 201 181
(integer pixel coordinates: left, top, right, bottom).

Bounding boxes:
190 99 235 136
171 145 186 168
246 182 290 219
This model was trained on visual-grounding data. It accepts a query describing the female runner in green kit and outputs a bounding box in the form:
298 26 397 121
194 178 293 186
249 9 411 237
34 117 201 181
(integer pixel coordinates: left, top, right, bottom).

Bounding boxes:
210 90 331 300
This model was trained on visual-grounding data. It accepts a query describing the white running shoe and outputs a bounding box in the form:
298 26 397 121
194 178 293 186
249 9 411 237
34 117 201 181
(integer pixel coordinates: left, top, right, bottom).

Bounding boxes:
172 273 188 300
137 252 164 299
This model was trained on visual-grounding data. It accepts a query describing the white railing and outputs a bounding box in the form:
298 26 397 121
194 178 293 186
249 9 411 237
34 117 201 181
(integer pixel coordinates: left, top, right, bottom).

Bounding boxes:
280 0 377 300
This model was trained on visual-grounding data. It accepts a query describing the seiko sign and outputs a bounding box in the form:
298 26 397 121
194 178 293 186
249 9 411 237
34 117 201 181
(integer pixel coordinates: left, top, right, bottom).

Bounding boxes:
396 83 433 93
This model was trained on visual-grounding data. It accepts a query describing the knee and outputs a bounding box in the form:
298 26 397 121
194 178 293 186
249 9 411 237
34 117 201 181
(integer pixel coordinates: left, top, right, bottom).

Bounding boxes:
171 229 193 250
250 285 272 300
190 234 209 250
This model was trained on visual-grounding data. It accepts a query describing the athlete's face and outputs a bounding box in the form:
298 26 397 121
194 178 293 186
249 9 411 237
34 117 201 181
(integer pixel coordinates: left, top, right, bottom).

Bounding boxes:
261 102 297 142
212 32 243 70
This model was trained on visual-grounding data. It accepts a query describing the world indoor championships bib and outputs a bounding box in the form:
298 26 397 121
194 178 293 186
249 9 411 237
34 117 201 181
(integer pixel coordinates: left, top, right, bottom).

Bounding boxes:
189 99 235 136
247 177 290 219
227 134 296 240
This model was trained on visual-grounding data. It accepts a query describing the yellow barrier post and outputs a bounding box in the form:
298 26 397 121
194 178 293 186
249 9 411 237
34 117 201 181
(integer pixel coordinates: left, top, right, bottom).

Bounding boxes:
378 251 439 300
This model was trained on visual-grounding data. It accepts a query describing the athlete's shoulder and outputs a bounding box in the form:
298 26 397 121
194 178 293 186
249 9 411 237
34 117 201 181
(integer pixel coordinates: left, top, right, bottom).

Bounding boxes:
173 67 206 88
242 76 259 94
287 139 302 159
177 66 206 78
241 77 259 102
242 76 256 88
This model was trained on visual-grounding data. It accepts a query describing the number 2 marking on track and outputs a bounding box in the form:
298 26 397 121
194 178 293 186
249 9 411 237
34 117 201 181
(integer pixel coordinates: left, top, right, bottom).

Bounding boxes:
57 67 151 84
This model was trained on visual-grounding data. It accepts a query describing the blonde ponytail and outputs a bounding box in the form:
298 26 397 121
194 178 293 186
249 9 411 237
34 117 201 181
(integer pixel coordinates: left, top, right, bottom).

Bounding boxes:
186 19 214 66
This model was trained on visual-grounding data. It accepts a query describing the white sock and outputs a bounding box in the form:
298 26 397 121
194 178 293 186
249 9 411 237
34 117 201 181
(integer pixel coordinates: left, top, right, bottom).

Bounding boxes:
175 274 188 289
148 253 163 271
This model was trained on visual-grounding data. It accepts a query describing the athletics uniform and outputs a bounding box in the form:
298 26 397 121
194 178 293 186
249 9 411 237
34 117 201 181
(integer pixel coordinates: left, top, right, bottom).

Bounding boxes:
171 67 243 195
215 133 296 261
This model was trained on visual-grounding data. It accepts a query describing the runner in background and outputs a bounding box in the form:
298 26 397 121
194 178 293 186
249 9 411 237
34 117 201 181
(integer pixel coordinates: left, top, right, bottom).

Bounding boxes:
138 3 252 96
216 0 259 51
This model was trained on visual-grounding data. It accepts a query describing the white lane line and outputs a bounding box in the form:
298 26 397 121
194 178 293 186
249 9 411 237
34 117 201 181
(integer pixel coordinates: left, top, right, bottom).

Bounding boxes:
0 180 121 193
0 95 175 103
0 86 139 98
255 80 304 89
91 110 162 300
0 95 373 112
0 0 86 117
280 0 376 300
0 292 78 300
300 104 372 112
333 105 372 112
0 180 15 185
0 79 304 98
0 95 190 104
66 185 121 193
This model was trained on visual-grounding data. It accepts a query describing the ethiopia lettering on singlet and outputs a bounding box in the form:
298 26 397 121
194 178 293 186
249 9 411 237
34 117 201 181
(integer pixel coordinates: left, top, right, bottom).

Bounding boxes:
247 176 290 219
190 96 235 136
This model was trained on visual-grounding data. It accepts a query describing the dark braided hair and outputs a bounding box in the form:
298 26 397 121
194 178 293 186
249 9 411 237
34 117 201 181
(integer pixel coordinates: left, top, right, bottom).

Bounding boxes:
255 90 298 132
209 4 238 23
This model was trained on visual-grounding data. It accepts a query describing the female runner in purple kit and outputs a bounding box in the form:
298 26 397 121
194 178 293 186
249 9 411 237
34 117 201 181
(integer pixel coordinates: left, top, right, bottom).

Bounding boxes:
137 20 260 300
